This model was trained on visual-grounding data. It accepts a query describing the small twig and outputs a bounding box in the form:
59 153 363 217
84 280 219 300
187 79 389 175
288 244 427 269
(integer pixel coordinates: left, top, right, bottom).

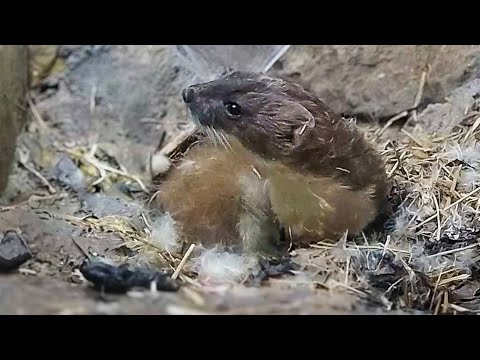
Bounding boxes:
430 268 444 311
0 193 66 212
433 292 443 315
462 116 480 142
69 149 148 193
425 243 479 258
445 186 480 211
401 129 426 147
449 303 477 314
179 273 202 288
83 145 108 187
415 186 480 228
288 227 293 252
148 190 161 205
441 290 449 314
377 111 409 137
385 276 405 295
19 268 37 276
375 235 391 272
450 165 462 193
19 160 56 194
336 167 351 174
310 242 410 255
327 280 370 298
344 256 350 285
141 212 152 230
26 93 48 131
181 286 206 307
432 193 442 241
387 161 400 178
398 256 416 281
172 243 196 280
438 273 470 286
405 66 429 128
159 125 197 157
413 67 429 109
90 169 107 187
415 214 437 229
88 143 98 158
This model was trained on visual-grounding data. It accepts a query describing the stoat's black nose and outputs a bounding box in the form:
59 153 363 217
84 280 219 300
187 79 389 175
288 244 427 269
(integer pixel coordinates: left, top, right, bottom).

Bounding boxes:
182 86 195 103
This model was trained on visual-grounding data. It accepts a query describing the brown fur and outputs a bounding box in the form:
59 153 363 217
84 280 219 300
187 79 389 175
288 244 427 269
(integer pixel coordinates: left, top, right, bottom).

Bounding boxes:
156 137 275 250
265 162 378 245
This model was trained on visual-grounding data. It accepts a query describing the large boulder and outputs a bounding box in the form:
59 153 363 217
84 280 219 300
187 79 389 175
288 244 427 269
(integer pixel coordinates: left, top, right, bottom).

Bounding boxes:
268 45 480 119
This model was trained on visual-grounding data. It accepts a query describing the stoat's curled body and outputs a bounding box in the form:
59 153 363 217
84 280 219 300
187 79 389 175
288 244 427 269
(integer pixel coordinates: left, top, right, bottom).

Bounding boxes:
157 71 388 256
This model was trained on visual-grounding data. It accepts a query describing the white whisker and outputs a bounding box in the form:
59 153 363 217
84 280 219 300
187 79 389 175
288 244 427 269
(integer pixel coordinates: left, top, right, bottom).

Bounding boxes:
220 132 233 151
213 128 228 151
206 126 217 146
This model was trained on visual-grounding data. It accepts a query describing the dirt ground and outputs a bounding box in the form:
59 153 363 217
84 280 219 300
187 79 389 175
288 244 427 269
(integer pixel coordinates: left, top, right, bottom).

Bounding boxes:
2 45 477 315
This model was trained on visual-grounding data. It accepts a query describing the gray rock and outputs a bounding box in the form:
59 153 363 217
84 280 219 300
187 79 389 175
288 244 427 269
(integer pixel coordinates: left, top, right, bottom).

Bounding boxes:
0 231 32 272
52 154 86 191
416 78 480 134
269 45 480 119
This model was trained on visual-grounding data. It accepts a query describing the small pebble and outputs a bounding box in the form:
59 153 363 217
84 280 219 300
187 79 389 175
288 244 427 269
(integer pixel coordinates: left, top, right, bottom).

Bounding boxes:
0 231 32 272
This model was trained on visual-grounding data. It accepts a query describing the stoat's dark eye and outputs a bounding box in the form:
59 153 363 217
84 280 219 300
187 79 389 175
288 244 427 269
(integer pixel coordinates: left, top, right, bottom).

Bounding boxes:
225 102 242 117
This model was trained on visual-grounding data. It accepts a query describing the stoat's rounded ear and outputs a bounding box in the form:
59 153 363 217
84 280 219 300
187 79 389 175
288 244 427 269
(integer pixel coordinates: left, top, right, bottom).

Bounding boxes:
284 101 316 146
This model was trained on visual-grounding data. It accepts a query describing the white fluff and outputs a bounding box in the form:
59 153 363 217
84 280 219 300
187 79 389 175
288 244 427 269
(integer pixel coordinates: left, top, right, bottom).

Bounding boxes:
392 205 418 238
150 212 182 253
192 246 260 284
458 168 480 191
444 142 480 167
150 152 171 177
454 248 480 269
442 141 480 192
